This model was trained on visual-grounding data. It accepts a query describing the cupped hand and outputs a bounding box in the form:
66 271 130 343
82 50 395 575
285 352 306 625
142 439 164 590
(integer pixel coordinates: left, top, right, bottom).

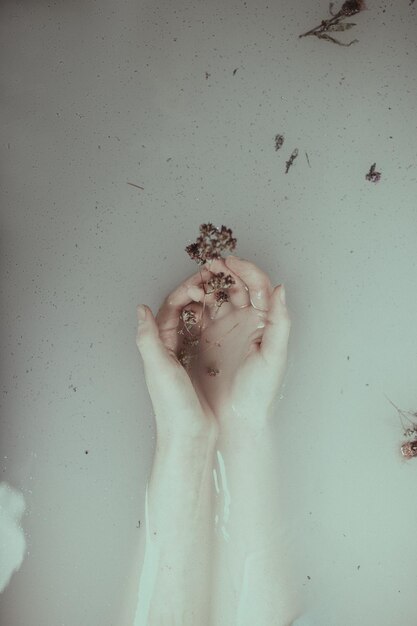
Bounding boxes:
187 256 291 432
135 267 218 441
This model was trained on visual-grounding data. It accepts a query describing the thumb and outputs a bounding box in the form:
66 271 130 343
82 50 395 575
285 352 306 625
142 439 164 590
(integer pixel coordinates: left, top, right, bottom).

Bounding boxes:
259 285 291 368
136 305 173 370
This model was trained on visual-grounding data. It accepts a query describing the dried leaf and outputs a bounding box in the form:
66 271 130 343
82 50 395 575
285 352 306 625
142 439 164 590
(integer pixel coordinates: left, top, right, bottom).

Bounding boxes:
316 32 358 45
326 22 356 31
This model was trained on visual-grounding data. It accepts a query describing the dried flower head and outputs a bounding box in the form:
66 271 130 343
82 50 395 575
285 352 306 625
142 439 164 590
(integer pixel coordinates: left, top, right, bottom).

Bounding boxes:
180 309 197 325
341 0 365 16
206 272 236 293
185 223 237 265
215 290 229 307
401 440 417 458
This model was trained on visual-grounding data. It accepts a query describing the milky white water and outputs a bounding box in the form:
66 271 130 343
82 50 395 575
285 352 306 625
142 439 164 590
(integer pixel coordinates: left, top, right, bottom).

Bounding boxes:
1 0 417 625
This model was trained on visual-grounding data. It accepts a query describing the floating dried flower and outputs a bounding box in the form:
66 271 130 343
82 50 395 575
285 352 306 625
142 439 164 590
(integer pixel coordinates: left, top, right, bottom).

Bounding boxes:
365 163 381 183
385 395 417 460
299 0 365 46
401 440 417 458
341 0 365 16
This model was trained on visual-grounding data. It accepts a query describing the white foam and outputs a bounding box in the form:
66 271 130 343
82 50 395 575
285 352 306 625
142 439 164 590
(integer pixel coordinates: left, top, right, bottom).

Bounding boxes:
0 482 27 594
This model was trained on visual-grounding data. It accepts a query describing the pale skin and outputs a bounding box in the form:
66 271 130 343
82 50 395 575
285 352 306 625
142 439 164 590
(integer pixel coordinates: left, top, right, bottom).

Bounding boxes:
132 255 296 626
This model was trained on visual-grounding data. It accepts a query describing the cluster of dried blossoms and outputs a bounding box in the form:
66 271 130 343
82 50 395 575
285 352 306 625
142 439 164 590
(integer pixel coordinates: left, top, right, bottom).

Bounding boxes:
385 396 417 459
185 223 237 265
299 0 365 46
178 224 238 375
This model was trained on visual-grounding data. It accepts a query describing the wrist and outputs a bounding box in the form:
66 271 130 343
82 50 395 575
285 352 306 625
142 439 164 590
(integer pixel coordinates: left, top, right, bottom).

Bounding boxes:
156 418 219 451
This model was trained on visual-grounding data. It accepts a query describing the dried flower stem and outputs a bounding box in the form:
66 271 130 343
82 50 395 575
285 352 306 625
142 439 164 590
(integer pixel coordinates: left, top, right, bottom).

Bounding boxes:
299 1 365 46
182 224 238 375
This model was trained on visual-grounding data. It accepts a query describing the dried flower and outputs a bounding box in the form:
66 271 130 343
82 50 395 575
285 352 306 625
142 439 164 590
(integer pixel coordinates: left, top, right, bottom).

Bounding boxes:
299 0 365 46
365 163 381 183
215 290 229 307
341 0 365 16
185 223 237 265
401 440 417 458
180 309 197 325
179 224 238 375
206 272 236 293
385 395 417 460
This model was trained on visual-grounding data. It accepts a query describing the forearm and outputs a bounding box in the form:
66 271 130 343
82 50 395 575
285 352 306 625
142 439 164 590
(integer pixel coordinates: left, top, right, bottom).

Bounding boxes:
136 425 217 626
212 419 296 626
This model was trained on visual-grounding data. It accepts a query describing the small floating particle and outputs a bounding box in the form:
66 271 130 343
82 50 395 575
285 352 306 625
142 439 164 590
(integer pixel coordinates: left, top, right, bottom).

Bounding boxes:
365 163 381 183
274 134 284 151
285 148 299 174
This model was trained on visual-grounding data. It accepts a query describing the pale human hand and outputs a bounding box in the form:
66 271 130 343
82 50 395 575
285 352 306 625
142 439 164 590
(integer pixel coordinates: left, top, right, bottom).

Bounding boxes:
135 267 218 442
186 255 291 433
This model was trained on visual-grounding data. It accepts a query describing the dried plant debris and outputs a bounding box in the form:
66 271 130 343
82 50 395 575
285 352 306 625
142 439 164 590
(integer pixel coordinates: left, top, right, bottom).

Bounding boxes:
365 163 381 183
185 223 237 266
285 148 299 174
275 134 285 151
206 272 236 293
385 395 417 459
177 349 193 370
299 0 365 46
180 224 238 375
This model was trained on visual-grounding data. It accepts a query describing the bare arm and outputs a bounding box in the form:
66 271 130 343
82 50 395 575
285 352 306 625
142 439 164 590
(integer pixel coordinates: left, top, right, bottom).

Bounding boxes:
133 270 219 626
212 420 297 626
134 428 217 626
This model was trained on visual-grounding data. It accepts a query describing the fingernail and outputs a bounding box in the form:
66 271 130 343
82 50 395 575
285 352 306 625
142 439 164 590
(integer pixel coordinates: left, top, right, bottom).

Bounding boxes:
279 285 286 305
137 305 146 322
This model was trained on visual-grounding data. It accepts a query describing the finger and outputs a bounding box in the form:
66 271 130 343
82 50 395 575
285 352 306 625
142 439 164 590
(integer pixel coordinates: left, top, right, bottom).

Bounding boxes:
259 285 291 368
206 257 250 308
155 267 212 352
224 255 273 311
